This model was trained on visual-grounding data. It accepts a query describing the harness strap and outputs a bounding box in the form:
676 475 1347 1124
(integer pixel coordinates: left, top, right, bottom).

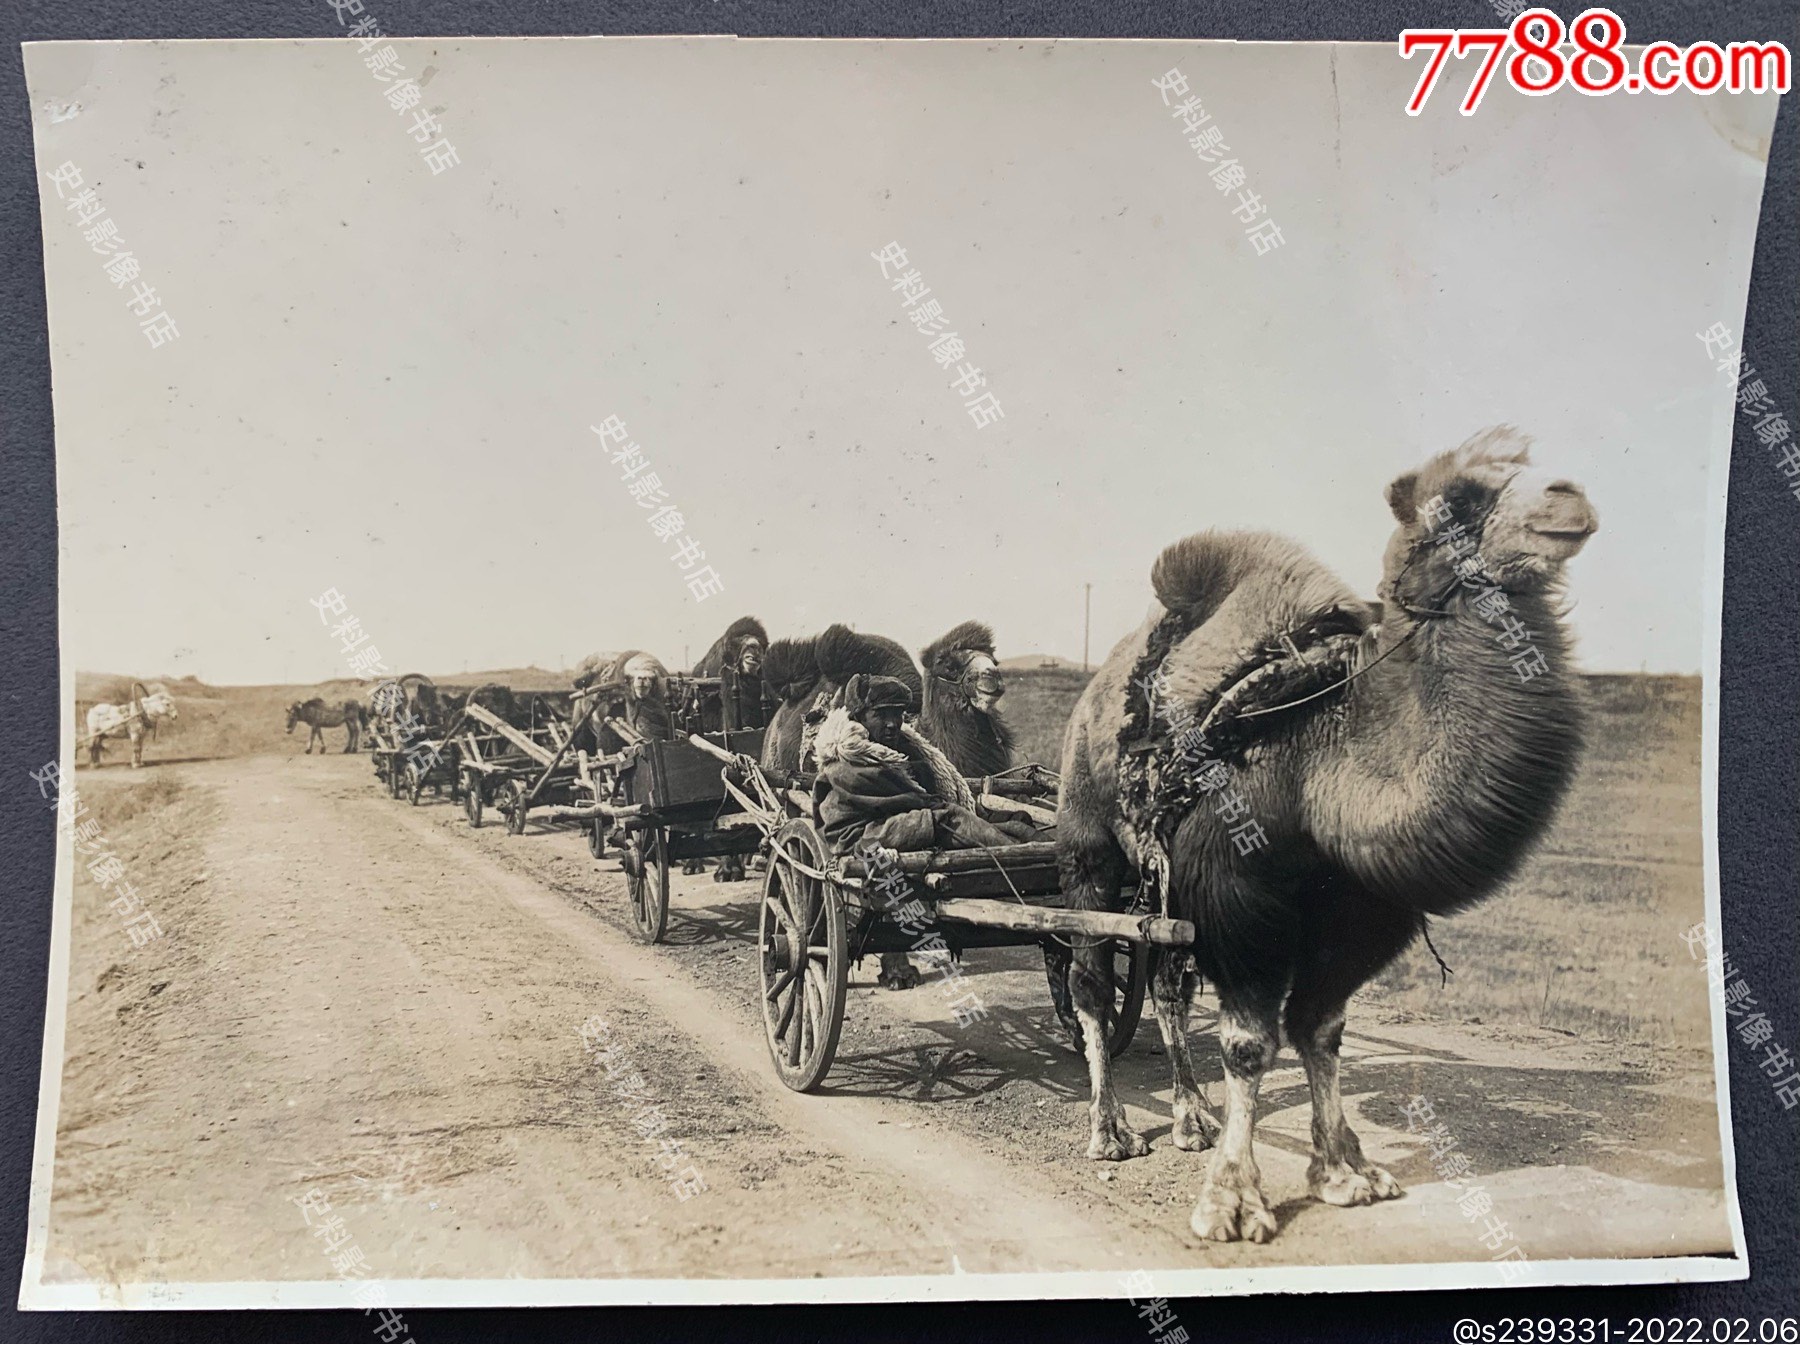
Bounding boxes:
1116 605 1369 916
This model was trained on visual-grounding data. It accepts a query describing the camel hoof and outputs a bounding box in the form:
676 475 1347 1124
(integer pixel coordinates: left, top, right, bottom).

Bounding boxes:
1192 1179 1278 1242
1086 1120 1150 1162
1312 1165 1378 1207
1171 1107 1221 1153
1366 1165 1402 1200
877 953 920 991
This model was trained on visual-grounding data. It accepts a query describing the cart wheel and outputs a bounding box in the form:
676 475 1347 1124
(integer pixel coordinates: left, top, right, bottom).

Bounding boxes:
1045 939 1148 1058
500 779 528 835
624 828 669 944
464 774 484 827
759 820 848 1092
587 817 608 859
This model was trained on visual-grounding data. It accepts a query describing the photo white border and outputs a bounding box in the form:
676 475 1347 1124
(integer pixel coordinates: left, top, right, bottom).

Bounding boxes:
17 30 1760 1311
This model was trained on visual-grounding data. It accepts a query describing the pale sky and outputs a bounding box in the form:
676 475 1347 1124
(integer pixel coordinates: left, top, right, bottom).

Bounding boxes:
27 37 1777 683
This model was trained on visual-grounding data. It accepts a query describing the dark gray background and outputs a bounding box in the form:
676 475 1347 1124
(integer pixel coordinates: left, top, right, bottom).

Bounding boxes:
1 2 1793 1341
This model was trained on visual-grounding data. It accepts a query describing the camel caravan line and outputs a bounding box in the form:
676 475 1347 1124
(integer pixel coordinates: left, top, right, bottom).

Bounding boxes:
339 428 1597 1242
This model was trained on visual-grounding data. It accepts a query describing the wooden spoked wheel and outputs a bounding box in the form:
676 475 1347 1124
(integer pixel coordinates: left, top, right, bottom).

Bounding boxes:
624 827 669 944
587 816 609 859
500 779 529 835
759 820 848 1092
1045 938 1149 1059
463 773 484 827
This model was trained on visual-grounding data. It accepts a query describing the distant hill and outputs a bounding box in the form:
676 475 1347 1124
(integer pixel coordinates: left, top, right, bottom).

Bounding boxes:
998 653 1083 671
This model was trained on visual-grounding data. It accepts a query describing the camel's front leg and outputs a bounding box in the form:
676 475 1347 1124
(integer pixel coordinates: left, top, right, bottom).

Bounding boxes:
1074 935 1148 1159
1151 949 1220 1152
1297 1010 1401 1206
1192 1001 1279 1242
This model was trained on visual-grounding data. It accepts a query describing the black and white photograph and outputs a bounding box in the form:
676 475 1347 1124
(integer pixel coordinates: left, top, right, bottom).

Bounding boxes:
4 8 1796 1338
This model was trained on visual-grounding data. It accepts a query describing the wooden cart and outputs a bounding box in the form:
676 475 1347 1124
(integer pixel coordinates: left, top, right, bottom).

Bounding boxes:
683 736 1182 1092
366 674 457 801
448 690 581 831
595 728 770 943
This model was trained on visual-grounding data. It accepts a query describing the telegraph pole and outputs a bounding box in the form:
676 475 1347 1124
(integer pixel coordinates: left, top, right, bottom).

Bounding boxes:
1083 583 1092 673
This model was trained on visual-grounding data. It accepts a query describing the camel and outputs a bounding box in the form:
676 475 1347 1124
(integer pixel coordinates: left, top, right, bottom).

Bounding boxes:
918 621 1015 779
573 651 677 752
286 698 365 753
692 616 774 733
85 683 178 767
759 636 824 781
1057 428 1597 1243
684 617 776 880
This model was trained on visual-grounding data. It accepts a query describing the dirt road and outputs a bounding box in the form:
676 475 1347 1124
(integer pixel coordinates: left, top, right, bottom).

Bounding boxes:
37 754 1736 1302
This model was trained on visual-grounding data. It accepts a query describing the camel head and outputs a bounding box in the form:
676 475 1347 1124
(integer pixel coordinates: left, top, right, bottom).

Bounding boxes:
1382 427 1598 610
622 653 669 703
144 691 178 721
931 648 1005 714
735 636 764 676
717 616 769 677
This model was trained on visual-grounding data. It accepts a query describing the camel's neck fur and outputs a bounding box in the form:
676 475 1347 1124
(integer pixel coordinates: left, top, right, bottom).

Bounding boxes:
1312 581 1584 914
920 683 1014 778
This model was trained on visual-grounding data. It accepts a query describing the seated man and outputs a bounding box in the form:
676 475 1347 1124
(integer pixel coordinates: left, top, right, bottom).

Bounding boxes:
814 673 1029 856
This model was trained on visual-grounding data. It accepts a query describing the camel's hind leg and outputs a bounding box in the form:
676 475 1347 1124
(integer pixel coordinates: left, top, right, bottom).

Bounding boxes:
1063 825 1146 1160
1151 949 1220 1152
1286 898 1415 1208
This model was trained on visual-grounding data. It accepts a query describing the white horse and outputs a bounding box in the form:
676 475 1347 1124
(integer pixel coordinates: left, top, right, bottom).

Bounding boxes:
85 683 178 768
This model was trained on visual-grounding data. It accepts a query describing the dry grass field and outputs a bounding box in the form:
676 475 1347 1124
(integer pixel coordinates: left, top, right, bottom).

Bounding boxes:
74 666 1707 1052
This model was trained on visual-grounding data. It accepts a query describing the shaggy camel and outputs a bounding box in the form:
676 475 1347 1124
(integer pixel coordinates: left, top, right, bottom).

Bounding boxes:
687 616 777 880
918 621 1015 779
758 635 823 780
1058 428 1597 1242
692 615 774 733
286 698 365 753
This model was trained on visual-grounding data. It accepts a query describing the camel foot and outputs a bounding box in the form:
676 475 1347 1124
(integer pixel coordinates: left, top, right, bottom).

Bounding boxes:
877 953 920 991
1086 1109 1151 1162
1310 1160 1401 1206
1192 1173 1278 1243
1171 1102 1221 1153
713 859 745 884
680 859 705 876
